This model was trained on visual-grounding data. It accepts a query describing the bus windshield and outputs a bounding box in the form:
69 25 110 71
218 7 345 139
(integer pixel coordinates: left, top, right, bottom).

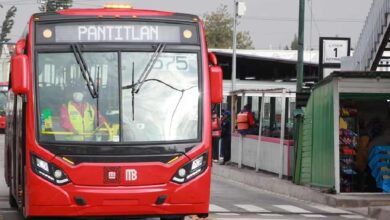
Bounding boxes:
37 51 199 143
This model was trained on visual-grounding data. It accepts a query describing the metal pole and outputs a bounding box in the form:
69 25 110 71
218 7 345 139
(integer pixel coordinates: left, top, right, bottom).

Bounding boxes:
238 92 245 169
231 0 238 152
255 92 265 172
279 90 286 178
232 0 238 93
297 0 305 93
219 105 222 161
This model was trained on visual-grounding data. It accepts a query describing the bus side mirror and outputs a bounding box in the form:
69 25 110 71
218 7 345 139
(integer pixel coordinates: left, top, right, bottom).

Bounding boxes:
209 66 223 104
208 52 223 104
11 54 29 94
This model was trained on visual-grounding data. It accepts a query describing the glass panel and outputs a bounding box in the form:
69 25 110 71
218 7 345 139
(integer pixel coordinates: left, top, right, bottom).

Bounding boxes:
286 98 295 139
262 97 271 137
0 91 7 116
121 52 199 142
37 52 119 142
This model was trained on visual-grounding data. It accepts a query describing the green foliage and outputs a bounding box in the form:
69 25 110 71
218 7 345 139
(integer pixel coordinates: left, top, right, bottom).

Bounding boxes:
203 4 254 49
237 31 254 49
290 34 299 50
0 6 17 43
40 0 73 12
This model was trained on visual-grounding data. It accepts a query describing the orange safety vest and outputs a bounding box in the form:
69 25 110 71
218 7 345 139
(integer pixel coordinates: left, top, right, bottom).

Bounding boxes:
237 112 249 130
211 117 221 137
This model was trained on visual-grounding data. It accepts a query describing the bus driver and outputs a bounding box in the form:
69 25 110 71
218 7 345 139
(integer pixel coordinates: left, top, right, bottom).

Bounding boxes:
60 88 106 141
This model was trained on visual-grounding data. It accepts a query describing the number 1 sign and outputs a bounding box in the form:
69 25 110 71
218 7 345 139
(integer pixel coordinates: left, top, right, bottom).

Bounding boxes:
319 37 351 79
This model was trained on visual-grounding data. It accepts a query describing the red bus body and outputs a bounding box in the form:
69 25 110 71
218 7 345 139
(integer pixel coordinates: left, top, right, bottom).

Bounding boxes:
4 7 222 219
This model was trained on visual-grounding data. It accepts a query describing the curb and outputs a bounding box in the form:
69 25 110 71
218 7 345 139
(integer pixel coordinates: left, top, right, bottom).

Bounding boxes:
212 163 390 208
368 206 390 220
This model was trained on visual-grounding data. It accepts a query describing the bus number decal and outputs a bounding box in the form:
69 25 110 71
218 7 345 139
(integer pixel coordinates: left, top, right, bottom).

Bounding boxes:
125 169 138 181
154 55 189 71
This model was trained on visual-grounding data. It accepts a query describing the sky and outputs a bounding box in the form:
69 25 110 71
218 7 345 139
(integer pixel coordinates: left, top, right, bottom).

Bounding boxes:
0 0 373 49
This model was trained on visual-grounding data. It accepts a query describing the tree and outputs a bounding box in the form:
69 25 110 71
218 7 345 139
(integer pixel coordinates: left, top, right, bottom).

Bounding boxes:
39 0 73 12
203 4 254 49
290 34 299 50
0 5 16 57
0 6 17 43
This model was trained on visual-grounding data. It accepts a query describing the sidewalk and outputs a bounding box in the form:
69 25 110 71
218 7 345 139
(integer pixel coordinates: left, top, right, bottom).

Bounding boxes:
211 162 390 219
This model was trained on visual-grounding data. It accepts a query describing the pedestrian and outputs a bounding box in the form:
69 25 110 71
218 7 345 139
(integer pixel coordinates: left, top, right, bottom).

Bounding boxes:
236 104 257 135
220 110 231 165
211 110 221 162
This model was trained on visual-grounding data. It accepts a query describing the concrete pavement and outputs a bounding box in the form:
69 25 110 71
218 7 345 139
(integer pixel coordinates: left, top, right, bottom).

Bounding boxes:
211 162 390 220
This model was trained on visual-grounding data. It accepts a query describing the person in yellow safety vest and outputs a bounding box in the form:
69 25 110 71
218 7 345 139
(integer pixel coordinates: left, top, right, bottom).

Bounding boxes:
236 104 256 135
60 90 106 141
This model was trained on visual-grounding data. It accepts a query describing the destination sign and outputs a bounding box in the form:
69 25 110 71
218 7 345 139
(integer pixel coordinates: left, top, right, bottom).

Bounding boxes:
36 22 199 44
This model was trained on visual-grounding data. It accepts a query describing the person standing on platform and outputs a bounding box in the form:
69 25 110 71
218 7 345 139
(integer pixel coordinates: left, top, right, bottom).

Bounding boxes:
220 110 231 165
211 110 221 162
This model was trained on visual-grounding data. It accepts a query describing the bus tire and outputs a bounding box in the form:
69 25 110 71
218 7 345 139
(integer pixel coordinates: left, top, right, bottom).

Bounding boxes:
8 189 18 208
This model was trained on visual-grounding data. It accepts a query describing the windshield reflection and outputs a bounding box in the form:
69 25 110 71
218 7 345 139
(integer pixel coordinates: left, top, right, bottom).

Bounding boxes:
37 51 199 143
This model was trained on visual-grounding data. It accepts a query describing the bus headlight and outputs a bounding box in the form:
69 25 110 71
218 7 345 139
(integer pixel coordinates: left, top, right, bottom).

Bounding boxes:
171 152 208 184
31 154 70 185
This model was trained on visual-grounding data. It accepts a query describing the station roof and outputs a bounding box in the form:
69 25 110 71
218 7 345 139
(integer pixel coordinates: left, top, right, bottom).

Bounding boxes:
210 49 319 65
210 49 320 82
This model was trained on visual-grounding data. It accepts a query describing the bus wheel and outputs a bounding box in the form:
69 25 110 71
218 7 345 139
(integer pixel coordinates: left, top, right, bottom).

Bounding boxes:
8 189 18 208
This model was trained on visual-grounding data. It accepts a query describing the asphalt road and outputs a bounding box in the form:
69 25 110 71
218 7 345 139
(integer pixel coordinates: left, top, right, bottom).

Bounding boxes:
0 135 363 220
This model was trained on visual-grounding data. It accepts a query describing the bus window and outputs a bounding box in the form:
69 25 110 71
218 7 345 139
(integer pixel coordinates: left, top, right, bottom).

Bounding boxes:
37 52 119 142
121 52 199 142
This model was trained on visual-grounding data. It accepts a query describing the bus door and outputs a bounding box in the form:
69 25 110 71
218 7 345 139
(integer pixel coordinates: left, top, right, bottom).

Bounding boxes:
8 93 26 207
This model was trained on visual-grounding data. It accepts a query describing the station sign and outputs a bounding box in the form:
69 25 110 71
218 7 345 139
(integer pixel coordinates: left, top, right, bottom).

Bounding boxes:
319 37 351 79
36 21 199 44
322 39 349 64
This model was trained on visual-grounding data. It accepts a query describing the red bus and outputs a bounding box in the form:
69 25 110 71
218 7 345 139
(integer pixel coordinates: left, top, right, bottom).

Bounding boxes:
4 4 222 219
0 82 8 131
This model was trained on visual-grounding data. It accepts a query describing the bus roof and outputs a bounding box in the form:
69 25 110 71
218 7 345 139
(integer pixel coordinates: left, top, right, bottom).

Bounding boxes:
32 8 200 23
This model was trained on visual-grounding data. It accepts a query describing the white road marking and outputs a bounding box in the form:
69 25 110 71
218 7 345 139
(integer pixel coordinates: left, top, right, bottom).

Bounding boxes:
0 210 17 213
310 204 351 213
341 215 364 218
259 213 284 217
216 219 292 220
273 205 312 213
216 212 240 216
301 214 327 218
235 204 271 212
209 204 229 212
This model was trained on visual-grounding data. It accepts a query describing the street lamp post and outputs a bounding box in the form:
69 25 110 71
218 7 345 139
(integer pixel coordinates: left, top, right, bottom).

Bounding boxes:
231 0 246 93
231 1 246 166
232 0 238 93
231 0 246 135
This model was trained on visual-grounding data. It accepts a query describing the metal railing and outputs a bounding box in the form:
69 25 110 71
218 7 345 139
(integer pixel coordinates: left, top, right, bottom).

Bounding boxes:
342 0 390 71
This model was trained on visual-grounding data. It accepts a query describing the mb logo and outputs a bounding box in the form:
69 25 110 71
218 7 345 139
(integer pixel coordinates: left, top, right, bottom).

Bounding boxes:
125 169 137 181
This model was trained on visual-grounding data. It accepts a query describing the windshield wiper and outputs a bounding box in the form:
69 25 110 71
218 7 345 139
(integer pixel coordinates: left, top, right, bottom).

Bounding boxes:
96 66 101 127
133 43 166 94
71 44 99 98
131 62 135 121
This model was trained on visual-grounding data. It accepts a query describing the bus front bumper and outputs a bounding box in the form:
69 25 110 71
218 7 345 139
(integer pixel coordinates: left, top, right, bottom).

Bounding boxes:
26 167 211 217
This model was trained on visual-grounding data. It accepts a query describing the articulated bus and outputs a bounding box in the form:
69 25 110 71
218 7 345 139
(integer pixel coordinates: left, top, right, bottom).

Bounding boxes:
5 4 222 219
0 82 7 131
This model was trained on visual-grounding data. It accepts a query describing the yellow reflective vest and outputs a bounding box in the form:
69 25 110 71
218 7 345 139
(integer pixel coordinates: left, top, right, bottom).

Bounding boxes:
68 102 95 140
